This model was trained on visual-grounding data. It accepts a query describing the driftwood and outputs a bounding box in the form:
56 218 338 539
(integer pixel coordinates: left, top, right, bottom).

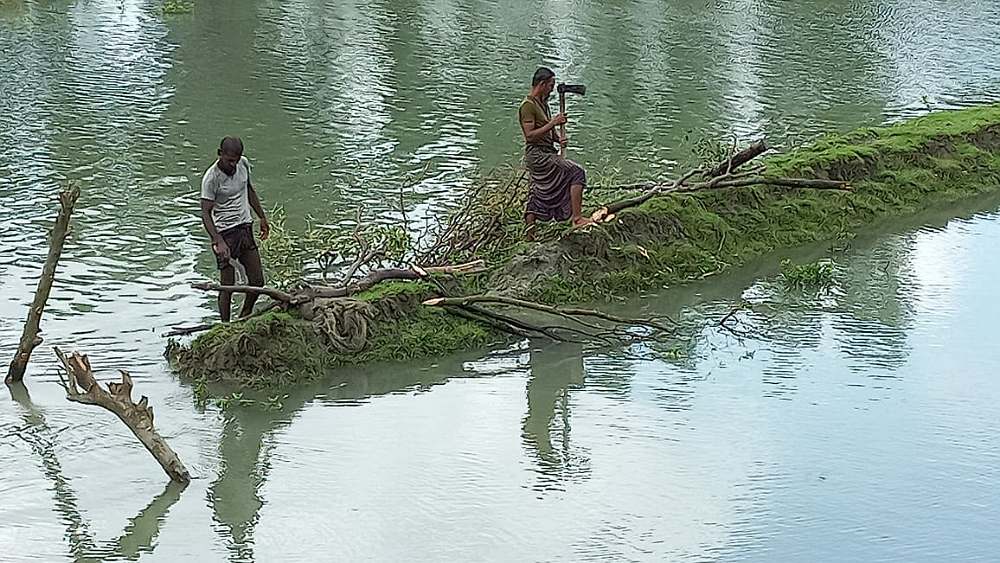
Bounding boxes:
53 347 191 484
7 185 80 384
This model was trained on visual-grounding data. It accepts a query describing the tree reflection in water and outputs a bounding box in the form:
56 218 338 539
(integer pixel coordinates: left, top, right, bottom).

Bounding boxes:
7 382 186 563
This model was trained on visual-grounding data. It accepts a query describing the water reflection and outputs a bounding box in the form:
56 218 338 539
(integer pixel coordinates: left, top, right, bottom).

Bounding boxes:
521 343 590 492
210 410 271 562
7 383 186 563
205 349 497 559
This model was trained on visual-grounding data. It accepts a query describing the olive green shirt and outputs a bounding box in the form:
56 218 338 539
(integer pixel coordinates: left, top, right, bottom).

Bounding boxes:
518 96 558 149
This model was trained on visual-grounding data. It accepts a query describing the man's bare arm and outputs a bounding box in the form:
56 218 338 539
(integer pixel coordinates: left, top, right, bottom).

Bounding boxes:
247 181 270 240
201 199 229 259
521 113 566 144
200 199 220 240
247 181 265 219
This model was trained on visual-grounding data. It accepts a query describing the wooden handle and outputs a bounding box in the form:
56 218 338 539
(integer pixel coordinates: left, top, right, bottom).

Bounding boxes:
559 92 567 157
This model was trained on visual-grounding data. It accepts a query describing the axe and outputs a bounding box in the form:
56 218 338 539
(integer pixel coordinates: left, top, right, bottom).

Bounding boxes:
556 83 587 157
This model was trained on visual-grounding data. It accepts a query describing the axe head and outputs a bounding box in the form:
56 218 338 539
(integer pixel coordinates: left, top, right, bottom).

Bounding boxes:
557 83 587 96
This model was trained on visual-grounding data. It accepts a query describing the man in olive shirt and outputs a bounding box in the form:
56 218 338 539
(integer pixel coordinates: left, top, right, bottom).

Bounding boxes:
200 136 270 322
518 66 592 237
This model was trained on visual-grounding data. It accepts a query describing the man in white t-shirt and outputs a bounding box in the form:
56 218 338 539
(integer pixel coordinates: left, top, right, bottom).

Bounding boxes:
200 136 270 322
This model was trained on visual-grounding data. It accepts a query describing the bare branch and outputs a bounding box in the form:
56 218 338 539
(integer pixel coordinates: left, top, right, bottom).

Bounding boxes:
53 347 190 483
163 323 215 338
424 294 673 332
591 167 702 222
191 282 294 303
705 139 769 178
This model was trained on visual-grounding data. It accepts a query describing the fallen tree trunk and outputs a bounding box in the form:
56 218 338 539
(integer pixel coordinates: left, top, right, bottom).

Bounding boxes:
424 294 674 332
54 347 191 484
7 185 80 384
169 261 488 340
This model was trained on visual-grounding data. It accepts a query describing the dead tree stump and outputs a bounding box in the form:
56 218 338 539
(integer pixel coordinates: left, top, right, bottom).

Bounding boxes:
7 185 80 384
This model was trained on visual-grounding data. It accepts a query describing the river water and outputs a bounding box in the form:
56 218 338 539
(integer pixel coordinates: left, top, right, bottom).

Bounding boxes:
3 0 1000 561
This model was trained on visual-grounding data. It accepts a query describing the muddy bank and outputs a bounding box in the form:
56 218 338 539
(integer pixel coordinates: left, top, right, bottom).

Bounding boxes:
169 105 1000 386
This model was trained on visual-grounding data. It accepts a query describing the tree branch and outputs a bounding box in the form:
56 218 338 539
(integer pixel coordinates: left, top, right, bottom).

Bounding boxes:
190 282 294 303
423 294 675 344
704 139 769 178
53 347 191 483
425 294 673 331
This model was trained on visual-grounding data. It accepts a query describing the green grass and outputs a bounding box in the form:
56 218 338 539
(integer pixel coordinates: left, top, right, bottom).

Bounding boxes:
169 292 498 389
355 309 497 363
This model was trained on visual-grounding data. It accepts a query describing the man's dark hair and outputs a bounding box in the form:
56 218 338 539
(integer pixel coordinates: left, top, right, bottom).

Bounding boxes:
219 136 244 155
532 66 555 86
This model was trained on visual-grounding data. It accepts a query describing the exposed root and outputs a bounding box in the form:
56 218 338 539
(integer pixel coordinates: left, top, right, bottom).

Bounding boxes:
302 299 376 353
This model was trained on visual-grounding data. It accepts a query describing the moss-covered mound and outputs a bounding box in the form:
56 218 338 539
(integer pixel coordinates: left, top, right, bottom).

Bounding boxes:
170 104 1000 387
168 285 498 386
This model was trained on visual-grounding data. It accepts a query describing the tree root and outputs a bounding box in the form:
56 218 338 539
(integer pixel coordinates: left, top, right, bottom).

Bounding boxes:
302 298 376 353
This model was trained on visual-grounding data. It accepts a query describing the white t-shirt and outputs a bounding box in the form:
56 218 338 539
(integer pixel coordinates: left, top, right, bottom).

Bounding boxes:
200 156 253 232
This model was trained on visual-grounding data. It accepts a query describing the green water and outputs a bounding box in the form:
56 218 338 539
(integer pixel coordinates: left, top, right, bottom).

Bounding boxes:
3 0 1000 561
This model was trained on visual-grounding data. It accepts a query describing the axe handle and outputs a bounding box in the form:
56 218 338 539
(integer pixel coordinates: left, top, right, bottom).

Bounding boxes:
558 91 567 157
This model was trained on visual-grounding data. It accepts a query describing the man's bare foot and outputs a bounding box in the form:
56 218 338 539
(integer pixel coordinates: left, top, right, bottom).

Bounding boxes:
571 216 596 228
524 224 537 241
